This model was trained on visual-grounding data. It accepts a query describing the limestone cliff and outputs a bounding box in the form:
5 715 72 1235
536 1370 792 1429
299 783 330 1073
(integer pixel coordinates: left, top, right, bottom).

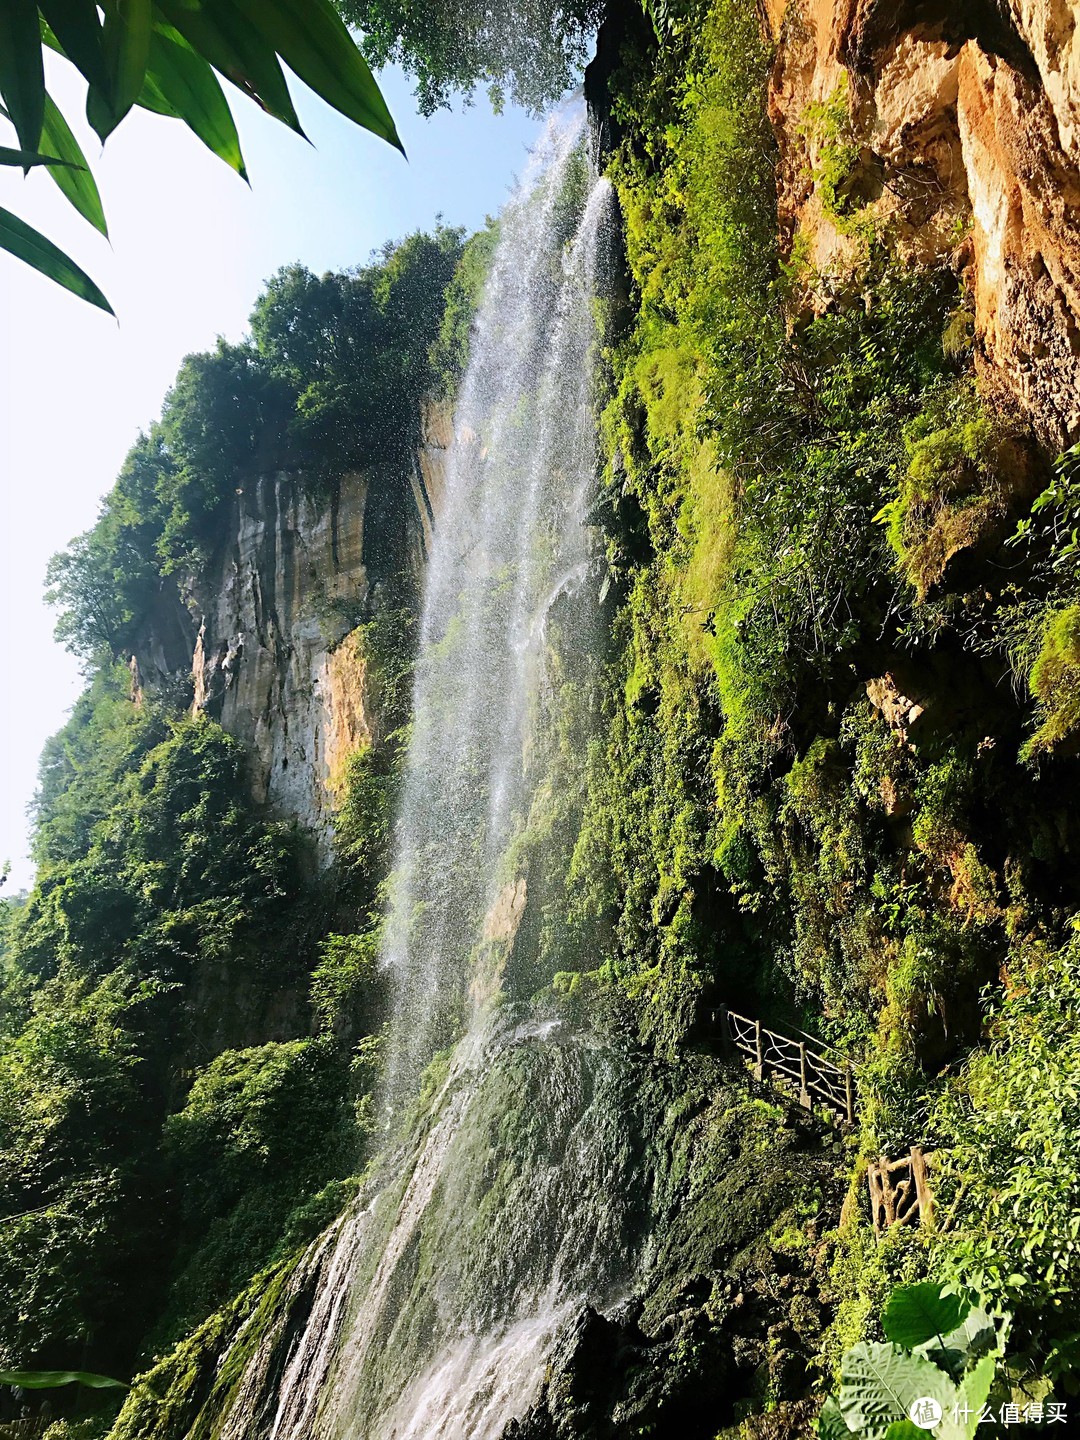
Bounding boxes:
131 401 451 847
767 0 1080 444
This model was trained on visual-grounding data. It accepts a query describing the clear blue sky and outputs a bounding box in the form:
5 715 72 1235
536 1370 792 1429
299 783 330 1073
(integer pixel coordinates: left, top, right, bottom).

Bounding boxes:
0 53 544 892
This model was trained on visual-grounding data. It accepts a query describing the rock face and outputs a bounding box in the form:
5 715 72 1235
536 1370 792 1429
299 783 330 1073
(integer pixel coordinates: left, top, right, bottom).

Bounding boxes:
132 401 450 848
768 0 1080 444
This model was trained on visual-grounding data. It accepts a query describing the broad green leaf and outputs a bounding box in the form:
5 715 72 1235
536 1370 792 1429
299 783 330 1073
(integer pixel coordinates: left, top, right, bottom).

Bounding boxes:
917 1305 998 1378
839 1342 963 1440
0 206 113 314
39 92 108 236
158 0 303 134
0 1369 126 1390
959 1355 996 1438
39 1 109 91
89 0 153 141
0 146 75 167
142 23 246 178
818 1396 853 1439
228 0 402 151
882 1283 970 1350
0 0 44 152
884 1425 928 1440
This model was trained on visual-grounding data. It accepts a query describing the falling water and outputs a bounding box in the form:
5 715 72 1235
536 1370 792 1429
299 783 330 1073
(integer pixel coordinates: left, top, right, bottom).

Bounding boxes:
217 103 628 1440
381 105 614 1104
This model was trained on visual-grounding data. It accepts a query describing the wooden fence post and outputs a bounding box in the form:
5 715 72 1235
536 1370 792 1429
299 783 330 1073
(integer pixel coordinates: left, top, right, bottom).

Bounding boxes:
910 1146 933 1229
844 1062 855 1126
798 1042 810 1108
754 1019 764 1080
717 1004 732 1058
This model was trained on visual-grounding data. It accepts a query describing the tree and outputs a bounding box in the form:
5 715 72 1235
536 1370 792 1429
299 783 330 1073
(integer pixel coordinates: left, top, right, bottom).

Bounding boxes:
335 0 604 115
0 0 402 311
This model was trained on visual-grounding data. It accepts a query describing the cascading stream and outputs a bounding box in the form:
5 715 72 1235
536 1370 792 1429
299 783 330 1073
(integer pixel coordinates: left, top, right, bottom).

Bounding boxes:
217 103 626 1440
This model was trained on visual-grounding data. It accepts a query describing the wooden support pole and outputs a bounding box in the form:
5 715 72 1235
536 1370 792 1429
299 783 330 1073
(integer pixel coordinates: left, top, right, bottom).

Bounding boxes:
754 1019 764 1081
717 1004 732 1058
910 1145 933 1229
844 1062 855 1126
799 1042 810 1108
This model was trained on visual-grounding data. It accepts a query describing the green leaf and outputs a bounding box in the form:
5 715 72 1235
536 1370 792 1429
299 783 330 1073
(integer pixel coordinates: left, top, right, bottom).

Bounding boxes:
959 1355 996 1438
0 146 76 168
818 1396 854 1439
40 92 109 235
141 22 246 178
0 1369 127 1390
882 1283 970 1350
158 0 303 134
0 206 113 314
884 1425 927 1440
918 1306 998 1377
0 0 45 151
228 0 402 152
839 1343 963 1440
89 0 153 141
39 1 109 91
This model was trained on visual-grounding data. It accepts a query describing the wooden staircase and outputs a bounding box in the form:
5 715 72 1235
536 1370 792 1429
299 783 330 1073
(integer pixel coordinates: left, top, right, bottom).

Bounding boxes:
714 1005 857 1126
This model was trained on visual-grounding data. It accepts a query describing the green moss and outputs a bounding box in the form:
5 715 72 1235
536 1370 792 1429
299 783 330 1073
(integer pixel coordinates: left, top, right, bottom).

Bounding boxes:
1022 603 1080 757
876 383 1028 598
109 1252 312 1440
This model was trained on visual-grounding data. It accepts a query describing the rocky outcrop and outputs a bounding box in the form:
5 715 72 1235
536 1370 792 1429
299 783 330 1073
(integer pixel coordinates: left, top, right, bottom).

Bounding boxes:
768 0 1080 444
187 467 373 836
132 400 451 850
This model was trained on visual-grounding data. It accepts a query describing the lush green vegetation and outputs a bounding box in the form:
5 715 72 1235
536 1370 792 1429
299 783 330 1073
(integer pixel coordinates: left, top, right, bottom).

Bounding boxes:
1 1 400 311
821 1282 1001 1439
533 0 1080 1413
0 646 408 1413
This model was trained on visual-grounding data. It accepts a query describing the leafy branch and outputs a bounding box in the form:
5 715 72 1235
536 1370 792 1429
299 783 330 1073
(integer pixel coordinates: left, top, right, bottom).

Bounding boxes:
0 0 403 312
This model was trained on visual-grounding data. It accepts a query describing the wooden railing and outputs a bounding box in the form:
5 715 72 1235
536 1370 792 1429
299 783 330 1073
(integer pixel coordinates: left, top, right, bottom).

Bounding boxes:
716 1005 857 1126
867 1147 934 1236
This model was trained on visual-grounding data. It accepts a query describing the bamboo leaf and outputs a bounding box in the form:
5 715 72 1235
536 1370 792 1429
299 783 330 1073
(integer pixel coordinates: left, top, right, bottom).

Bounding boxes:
0 0 45 151
142 22 246 178
0 146 77 168
228 0 403 152
39 1 110 91
89 0 154 141
0 206 113 314
0 1369 127 1390
40 92 109 235
158 0 303 134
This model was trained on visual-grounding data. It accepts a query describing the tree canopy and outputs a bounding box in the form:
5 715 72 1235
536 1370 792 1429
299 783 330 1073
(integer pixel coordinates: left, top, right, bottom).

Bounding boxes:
335 0 604 115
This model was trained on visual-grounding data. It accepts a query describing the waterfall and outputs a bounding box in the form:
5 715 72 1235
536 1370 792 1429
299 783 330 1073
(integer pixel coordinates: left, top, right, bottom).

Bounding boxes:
216 105 630 1440
380 105 613 1106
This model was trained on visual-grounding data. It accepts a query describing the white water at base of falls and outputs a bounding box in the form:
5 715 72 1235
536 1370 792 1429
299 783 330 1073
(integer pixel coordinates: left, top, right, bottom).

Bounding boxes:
217 102 624 1440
